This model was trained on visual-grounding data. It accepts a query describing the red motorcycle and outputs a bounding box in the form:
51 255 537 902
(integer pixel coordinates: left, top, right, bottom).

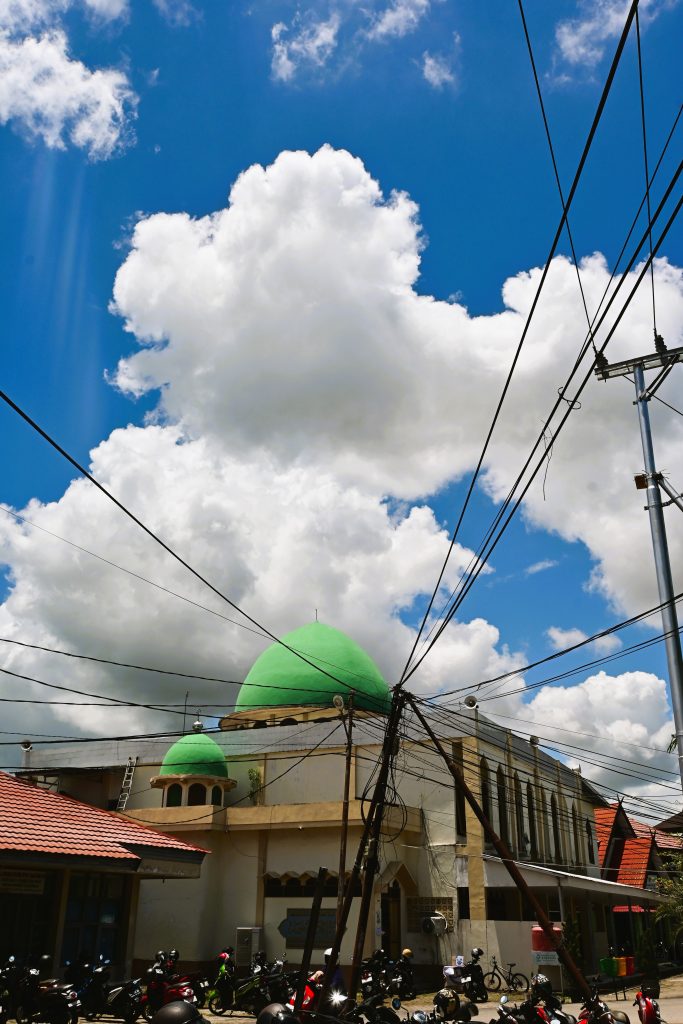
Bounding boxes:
141 963 196 1022
634 985 665 1024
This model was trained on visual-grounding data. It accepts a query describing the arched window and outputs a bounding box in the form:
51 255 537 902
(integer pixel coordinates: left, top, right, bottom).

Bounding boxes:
166 783 182 807
586 819 595 864
539 788 550 862
188 782 207 806
514 773 524 854
480 758 492 823
572 803 581 865
550 794 562 863
211 785 222 806
526 782 538 858
496 767 509 846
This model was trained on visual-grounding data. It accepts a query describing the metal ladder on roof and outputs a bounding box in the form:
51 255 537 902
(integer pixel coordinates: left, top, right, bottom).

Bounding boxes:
116 756 138 812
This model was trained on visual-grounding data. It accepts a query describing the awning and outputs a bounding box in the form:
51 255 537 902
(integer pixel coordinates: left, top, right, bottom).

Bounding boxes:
482 855 667 904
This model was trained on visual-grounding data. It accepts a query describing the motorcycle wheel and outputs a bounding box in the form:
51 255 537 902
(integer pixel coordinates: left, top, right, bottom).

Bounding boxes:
508 974 528 994
15 1006 32 1024
482 973 500 993
208 996 227 1016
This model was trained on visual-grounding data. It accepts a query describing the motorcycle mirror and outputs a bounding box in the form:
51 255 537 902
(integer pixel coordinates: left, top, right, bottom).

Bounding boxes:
499 996 507 1005
392 998 402 1010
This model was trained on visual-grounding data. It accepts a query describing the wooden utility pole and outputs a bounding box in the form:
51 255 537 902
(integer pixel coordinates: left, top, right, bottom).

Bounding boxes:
337 695 354 929
319 690 405 1005
408 696 591 1001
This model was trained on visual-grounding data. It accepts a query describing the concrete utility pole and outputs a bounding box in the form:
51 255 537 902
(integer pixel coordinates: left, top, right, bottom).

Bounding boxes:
595 342 683 791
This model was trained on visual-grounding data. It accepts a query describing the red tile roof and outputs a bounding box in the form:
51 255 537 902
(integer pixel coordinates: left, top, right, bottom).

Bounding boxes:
630 816 683 851
0 772 206 862
595 807 617 867
616 837 654 888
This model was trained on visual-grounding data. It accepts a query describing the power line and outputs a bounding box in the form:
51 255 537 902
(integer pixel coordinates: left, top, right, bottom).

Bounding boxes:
400 0 641 684
404 101 682 679
403 171 683 684
0 407 373 700
634 5 658 337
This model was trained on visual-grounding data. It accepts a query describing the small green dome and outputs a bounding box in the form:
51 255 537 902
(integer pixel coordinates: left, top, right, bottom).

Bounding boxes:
236 622 391 714
160 731 229 777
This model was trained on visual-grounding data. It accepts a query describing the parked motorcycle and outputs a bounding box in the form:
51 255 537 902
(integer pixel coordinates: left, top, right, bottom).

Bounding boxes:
14 962 80 1024
385 952 416 1001
634 985 664 1024
361 951 392 1000
463 951 487 1004
208 951 290 1016
65 955 142 1022
526 975 576 1024
434 967 479 1023
141 959 196 1022
577 988 630 1024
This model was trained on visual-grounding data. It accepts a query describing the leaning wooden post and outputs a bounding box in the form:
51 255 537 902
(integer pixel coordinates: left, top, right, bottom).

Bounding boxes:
294 866 328 1012
408 696 592 1001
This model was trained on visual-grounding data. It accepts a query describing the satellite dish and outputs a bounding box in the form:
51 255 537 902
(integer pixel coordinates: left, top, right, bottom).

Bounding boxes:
464 695 478 710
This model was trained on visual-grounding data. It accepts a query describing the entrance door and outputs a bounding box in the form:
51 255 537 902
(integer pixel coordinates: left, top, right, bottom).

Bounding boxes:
381 880 401 959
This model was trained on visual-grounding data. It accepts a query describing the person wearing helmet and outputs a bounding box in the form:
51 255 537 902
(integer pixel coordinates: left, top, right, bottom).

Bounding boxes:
150 1000 205 1024
311 949 346 994
530 974 560 1013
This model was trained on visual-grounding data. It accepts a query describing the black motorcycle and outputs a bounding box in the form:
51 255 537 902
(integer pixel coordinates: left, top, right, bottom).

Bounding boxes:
463 951 487 1004
14 964 80 1024
66 956 142 1022
384 954 416 1002
360 951 392 1000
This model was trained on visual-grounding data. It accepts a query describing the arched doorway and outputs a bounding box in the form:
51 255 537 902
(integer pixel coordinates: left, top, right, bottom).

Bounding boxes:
381 880 402 959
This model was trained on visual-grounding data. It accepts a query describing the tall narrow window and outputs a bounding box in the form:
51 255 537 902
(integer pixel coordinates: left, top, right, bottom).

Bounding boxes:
551 794 562 863
454 742 467 839
586 819 595 864
572 803 581 866
540 788 550 862
527 782 538 859
514 774 525 854
496 766 509 846
480 758 492 823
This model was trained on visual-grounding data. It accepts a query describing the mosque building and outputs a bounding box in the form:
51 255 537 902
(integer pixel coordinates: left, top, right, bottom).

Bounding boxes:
20 622 667 983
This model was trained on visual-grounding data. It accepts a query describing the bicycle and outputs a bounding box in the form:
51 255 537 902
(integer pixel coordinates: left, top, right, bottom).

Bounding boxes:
482 955 529 993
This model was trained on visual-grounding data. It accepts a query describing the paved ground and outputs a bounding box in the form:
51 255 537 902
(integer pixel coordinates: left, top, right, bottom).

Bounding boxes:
201 974 683 1024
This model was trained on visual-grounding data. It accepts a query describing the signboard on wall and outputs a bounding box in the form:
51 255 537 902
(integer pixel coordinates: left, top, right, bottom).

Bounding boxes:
532 951 559 966
278 909 337 949
0 869 45 895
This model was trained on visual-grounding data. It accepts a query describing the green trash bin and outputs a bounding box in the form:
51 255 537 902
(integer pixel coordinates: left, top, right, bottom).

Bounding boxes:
599 957 612 975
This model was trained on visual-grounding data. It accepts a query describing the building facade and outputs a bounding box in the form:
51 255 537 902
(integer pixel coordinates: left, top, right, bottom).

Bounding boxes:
20 622 666 982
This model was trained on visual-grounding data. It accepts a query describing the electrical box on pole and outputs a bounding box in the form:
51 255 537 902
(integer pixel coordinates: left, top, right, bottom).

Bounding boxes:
595 342 683 792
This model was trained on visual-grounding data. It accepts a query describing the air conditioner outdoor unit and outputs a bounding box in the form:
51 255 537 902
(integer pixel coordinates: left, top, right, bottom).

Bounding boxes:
421 912 448 937
236 926 264 967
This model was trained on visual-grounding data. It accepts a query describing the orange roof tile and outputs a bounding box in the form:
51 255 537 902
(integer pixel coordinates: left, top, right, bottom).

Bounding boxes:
0 772 206 862
594 807 617 867
616 837 653 888
630 816 683 851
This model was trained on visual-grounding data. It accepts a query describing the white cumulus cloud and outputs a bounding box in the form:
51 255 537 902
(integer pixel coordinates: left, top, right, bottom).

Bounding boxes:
554 0 680 72
422 51 455 88
271 14 340 82
0 0 136 158
1 145 682 802
0 30 136 158
367 0 431 41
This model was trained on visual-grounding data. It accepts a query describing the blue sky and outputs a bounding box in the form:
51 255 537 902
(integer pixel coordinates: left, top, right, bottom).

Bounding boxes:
0 0 682 801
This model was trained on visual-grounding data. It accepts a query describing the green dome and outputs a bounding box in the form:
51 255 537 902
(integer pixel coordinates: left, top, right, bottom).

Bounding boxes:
236 622 391 714
160 731 229 777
